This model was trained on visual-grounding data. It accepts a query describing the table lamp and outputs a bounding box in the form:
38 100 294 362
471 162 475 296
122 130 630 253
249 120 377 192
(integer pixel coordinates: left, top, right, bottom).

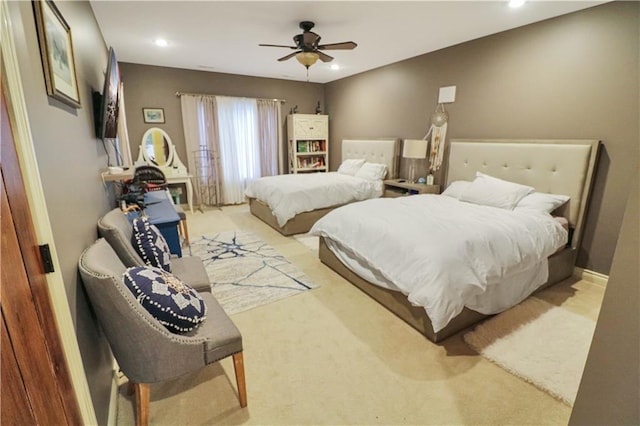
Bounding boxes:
402 139 428 183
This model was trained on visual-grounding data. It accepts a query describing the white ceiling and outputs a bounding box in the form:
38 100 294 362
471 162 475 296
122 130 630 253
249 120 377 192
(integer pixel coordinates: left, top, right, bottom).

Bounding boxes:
90 1 605 84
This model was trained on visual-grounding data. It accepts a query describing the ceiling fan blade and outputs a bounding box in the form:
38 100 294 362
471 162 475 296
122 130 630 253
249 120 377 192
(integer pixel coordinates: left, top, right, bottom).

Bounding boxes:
318 41 357 50
317 51 334 62
259 43 297 49
277 51 300 62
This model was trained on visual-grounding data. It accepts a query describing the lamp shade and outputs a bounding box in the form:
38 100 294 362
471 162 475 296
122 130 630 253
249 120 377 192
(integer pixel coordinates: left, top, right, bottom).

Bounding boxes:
296 52 319 68
402 139 428 159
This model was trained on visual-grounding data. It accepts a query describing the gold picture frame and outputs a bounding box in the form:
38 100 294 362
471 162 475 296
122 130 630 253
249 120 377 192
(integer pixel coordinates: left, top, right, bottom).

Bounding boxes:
33 0 81 108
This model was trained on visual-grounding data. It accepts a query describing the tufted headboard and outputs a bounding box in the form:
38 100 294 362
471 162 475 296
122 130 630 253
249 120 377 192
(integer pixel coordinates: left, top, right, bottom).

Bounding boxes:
446 139 600 249
341 139 401 179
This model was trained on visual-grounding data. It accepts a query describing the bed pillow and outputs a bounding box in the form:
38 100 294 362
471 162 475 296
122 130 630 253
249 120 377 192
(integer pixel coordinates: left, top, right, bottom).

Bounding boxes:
355 162 387 181
337 158 366 176
441 180 472 199
459 172 534 209
515 192 570 213
123 266 207 333
131 216 172 272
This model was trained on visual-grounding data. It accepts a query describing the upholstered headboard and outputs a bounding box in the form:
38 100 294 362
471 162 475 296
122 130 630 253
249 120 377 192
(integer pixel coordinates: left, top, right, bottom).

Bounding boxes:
341 139 401 179
446 139 600 248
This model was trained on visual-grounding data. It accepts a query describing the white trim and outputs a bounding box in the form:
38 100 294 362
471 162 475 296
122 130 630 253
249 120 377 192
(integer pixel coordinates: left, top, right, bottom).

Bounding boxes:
1 2 97 424
574 267 609 287
106 367 120 426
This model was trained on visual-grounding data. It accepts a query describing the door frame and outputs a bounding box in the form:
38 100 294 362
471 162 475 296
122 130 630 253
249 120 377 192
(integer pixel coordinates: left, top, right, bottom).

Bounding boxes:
1 2 97 424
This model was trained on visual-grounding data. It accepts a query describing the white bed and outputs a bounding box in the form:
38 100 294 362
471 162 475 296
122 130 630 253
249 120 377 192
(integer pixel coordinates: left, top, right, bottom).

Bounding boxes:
245 139 400 235
313 139 600 342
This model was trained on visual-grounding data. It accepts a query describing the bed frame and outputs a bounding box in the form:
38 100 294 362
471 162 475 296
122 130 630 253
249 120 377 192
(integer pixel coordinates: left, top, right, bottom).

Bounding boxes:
319 139 601 342
248 138 400 235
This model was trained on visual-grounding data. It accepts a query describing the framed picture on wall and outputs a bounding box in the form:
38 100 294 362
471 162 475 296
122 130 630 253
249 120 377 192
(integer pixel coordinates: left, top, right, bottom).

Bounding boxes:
33 0 82 108
142 108 165 123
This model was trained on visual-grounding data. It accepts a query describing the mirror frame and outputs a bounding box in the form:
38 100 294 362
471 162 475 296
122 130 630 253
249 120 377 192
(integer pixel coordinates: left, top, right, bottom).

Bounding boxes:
136 127 188 176
139 127 173 166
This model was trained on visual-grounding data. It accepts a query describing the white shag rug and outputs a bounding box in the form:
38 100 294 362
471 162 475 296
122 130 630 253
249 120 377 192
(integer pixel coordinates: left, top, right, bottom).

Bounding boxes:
463 297 596 406
190 230 318 315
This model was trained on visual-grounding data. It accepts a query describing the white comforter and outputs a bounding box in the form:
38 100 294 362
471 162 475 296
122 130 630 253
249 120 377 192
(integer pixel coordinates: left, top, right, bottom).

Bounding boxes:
310 195 568 332
244 172 383 226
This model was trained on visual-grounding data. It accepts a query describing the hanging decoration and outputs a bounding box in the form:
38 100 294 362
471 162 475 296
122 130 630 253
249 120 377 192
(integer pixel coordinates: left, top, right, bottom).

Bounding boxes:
423 103 449 183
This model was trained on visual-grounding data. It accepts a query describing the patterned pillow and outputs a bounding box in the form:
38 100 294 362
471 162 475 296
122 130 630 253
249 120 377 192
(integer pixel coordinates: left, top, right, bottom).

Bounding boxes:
131 216 172 272
123 266 207 333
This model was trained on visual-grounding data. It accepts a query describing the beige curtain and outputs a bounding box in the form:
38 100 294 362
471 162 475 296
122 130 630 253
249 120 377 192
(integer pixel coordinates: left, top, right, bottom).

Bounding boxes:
180 94 281 207
116 81 133 166
257 99 281 176
180 94 222 207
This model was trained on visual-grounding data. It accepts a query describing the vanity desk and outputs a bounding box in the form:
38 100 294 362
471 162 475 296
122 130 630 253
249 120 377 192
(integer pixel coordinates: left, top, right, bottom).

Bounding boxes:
102 128 195 213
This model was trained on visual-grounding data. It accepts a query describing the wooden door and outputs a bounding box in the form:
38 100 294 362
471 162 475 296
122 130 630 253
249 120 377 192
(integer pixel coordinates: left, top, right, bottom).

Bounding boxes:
1 87 82 424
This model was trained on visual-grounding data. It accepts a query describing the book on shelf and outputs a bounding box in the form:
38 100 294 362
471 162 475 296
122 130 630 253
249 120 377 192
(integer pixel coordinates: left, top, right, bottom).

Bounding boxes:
295 140 326 153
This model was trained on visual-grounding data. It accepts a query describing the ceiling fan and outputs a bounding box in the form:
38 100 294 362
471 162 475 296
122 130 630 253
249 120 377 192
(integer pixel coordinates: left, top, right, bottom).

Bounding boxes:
259 21 357 69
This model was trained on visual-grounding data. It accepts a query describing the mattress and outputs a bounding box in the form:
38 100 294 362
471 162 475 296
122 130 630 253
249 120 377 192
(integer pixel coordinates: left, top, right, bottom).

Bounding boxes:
310 195 568 332
244 172 383 226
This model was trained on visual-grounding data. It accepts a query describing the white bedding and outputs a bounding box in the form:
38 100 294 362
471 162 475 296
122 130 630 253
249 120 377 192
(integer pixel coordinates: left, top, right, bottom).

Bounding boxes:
244 172 383 226
310 195 568 332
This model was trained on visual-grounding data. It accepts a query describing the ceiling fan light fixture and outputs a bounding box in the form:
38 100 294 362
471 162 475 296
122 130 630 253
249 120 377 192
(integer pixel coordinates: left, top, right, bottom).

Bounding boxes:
296 51 319 68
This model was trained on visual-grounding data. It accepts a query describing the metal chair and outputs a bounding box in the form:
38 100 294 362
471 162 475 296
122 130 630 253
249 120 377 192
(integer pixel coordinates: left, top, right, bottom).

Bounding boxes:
133 165 190 246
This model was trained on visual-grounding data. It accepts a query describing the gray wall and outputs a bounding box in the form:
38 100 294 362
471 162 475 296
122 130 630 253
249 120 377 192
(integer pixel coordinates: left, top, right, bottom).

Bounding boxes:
6 1 637 423
570 172 639 424
325 1 639 275
7 1 115 423
118 63 325 171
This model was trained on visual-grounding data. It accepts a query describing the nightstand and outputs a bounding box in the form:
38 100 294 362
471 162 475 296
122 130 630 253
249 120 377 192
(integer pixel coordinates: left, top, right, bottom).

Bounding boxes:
383 179 440 198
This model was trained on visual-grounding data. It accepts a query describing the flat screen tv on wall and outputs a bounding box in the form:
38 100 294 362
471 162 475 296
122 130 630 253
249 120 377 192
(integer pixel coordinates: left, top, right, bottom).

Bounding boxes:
93 47 120 140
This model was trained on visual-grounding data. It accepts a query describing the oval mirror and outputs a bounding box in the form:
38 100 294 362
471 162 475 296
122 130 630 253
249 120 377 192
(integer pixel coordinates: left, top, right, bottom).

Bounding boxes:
141 127 173 166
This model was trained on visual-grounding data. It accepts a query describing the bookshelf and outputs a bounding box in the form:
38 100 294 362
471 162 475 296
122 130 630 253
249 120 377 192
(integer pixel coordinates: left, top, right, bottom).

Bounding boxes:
287 114 328 173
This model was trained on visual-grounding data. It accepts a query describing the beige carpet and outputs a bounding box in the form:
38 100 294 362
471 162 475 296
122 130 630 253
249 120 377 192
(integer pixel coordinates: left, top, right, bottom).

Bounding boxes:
115 205 605 425
463 297 596 406
292 233 319 253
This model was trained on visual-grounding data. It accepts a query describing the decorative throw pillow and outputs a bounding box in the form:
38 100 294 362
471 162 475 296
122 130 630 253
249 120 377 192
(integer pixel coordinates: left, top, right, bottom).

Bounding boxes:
337 158 366 176
123 266 207 333
355 162 388 181
131 216 172 272
514 192 570 213
460 172 534 210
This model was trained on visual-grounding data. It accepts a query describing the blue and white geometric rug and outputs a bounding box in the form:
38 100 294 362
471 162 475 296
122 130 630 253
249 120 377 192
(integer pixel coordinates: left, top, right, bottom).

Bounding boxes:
190 230 318 315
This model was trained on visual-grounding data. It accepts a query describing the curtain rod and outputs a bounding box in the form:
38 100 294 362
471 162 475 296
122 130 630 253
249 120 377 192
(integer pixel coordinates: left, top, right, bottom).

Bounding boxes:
175 91 286 103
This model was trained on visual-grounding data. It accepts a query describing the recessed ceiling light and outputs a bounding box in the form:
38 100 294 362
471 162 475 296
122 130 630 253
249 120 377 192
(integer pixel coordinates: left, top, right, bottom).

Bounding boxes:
509 0 526 8
154 38 168 47
330 64 340 70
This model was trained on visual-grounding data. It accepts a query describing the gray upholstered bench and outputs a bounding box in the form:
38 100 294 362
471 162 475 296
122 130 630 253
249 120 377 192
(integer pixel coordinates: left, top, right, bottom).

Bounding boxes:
98 208 210 292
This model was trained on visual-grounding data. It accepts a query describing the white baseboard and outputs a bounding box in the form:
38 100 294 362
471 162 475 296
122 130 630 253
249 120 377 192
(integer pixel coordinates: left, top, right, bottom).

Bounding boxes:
106 357 122 426
574 267 609 287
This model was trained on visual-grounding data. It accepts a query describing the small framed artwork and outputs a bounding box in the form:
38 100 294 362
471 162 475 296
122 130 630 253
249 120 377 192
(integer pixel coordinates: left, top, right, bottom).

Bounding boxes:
33 0 81 108
142 108 165 123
